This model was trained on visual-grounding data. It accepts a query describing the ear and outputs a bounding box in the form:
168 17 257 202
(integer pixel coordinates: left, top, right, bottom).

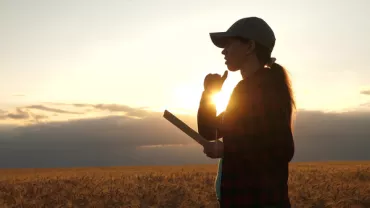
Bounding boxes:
245 40 256 55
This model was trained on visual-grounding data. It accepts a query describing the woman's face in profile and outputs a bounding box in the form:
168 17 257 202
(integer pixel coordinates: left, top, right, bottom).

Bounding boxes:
221 38 252 71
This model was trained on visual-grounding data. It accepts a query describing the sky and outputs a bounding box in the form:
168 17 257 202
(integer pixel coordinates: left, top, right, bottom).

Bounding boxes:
0 0 370 168
1 0 370 126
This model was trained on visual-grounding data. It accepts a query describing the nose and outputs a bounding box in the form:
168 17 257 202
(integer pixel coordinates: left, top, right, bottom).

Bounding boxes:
221 48 227 55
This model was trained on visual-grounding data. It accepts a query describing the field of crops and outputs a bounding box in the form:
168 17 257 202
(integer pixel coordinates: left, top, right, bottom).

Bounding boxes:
0 162 369 207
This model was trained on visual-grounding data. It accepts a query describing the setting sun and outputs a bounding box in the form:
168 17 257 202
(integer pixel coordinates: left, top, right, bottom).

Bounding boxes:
211 74 240 115
170 72 241 115
211 91 230 115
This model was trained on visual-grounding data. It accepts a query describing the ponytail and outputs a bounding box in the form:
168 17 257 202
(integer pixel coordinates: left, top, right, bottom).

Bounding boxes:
238 39 296 128
252 41 296 128
268 62 296 127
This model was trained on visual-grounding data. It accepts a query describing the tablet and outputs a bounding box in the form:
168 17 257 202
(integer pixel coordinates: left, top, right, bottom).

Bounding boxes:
163 110 209 147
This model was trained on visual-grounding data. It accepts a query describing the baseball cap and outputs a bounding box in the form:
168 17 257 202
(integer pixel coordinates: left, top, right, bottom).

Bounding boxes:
210 17 276 52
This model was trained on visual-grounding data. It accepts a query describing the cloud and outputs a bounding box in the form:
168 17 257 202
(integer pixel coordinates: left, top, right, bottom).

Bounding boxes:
72 103 92 107
41 102 150 117
13 94 25 97
92 104 148 117
93 104 135 112
26 105 82 114
0 102 151 124
6 108 29 119
360 90 370 95
0 108 49 124
1 102 370 168
44 102 91 108
28 112 48 123
0 110 209 168
10 110 194 146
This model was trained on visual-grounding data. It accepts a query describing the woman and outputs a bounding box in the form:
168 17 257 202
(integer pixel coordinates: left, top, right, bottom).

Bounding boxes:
197 17 295 207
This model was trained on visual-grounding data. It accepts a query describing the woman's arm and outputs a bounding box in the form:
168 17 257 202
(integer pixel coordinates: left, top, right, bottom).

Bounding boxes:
197 90 225 141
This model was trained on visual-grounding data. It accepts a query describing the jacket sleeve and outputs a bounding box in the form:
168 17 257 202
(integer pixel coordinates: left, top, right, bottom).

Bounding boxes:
197 91 225 141
223 84 295 165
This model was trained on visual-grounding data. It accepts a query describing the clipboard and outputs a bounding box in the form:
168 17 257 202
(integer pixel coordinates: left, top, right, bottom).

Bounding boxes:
163 110 209 147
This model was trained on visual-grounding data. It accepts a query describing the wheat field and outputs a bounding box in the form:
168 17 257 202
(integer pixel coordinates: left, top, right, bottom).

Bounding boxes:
0 162 369 208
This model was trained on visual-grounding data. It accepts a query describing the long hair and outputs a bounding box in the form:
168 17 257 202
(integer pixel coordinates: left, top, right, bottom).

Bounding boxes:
235 37 296 129
253 41 296 128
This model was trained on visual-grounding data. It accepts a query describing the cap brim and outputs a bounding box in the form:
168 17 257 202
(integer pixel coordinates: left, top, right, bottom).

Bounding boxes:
209 32 235 48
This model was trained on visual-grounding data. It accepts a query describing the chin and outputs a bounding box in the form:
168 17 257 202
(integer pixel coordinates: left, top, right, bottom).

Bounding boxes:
226 64 239 72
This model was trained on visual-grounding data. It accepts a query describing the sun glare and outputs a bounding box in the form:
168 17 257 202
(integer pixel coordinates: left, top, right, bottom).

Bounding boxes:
212 92 230 115
170 73 241 115
171 84 233 115
211 74 241 115
211 79 238 115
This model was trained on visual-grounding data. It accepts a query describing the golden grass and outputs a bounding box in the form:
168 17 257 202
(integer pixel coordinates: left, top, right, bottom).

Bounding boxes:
0 162 369 207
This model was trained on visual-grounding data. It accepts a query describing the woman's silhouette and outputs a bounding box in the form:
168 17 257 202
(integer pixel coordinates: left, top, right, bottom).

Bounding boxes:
197 17 295 207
